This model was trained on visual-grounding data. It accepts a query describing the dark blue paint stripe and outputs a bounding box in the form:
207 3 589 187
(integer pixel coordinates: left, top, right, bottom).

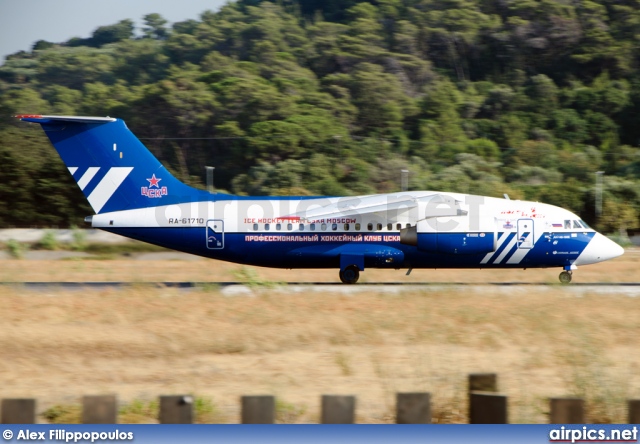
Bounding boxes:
487 232 514 263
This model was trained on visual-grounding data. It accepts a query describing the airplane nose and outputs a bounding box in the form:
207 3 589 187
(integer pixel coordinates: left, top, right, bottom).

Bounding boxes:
574 233 625 265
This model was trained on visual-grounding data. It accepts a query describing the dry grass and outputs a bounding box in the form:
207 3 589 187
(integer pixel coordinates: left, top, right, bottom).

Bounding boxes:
1 256 639 423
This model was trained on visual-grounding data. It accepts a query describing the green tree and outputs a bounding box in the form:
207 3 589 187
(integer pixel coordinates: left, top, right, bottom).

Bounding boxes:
36 47 116 90
0 144 33 226
143 13 169 40
32 40 55 51
551 109 589 144
0 0 640 230
325 63 409 133
90 19 135 47
248 120 307 160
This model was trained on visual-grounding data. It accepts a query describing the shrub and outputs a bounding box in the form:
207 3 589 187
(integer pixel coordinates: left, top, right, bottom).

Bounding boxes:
6 239 25 259
38 230 59 250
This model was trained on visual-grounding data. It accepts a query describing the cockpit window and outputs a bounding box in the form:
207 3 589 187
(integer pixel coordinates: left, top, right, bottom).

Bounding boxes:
579 220 590 229
564 220 571 229
573 220 582 229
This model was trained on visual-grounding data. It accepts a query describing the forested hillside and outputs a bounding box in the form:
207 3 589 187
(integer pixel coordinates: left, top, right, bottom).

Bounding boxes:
1 0 639 232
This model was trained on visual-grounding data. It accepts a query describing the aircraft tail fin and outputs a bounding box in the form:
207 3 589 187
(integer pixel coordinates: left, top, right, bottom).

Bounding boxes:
17 115 206 214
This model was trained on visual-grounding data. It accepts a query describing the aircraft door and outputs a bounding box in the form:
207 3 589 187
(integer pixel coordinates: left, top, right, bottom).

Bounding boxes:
206 219 224 249
517 219 534 249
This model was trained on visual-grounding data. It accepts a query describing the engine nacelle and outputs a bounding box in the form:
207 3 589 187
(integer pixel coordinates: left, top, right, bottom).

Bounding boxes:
400 225 495 255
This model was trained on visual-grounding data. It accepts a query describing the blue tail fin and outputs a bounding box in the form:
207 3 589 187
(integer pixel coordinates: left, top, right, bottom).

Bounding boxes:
18 115 207 213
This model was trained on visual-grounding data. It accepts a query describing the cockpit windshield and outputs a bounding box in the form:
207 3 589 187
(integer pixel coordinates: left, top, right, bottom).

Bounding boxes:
560 219 591 230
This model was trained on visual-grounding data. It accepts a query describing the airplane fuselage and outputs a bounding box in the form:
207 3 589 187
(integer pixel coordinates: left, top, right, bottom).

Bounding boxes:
89 191 617 273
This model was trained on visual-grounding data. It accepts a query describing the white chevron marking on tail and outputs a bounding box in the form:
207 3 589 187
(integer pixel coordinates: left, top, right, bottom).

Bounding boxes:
68 167 78 175
87 167 133 213
77 167 100 190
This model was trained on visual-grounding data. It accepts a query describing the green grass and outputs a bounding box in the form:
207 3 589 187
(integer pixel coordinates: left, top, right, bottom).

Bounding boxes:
42 404 82 424
82 242 169 254
275 399 307 423
24 240 169 255
5 239 25 259
233 266 284 288
69 225 87 251
118 398 159 423
606 233 634 248
37 230 60 250
42 396 227 424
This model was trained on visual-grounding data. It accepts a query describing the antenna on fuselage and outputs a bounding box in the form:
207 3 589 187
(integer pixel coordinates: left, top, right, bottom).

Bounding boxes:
206 166 216 194
504 194 510 200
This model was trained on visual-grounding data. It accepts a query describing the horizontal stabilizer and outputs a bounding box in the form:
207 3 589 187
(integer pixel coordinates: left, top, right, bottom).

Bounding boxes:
16 115 116 123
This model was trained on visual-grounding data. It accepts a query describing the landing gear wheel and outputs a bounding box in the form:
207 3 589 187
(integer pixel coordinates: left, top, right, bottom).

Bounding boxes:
339 265 360 284
559 271 572 284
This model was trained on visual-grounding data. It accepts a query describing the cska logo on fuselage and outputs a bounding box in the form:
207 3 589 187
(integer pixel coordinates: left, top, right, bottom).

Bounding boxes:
141 174 168 198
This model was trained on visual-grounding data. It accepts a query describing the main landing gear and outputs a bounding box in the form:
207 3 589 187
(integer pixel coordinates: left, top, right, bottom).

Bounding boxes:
339 265 360 284
559 270 572 284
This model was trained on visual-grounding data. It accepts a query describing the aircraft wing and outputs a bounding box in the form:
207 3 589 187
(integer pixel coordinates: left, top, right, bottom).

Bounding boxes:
285 193 465 221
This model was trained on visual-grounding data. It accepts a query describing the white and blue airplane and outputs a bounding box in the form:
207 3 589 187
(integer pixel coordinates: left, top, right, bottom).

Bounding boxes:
17 115 624 284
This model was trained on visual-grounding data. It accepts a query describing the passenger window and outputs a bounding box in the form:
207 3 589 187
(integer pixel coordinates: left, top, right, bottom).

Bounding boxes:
355 223 361 231
397 223 402 230
344 223 349 231
276 223 282 231
321 223 327 231
299 224 304 231
387 223 393 231
367 223 373 231
287 223 293 231
253 223 258 231
406 223 411 228
564 220 571 229
265 223 270 230
332 223 338 231
310 223 316 231
377 223 382 231
573 220 581 229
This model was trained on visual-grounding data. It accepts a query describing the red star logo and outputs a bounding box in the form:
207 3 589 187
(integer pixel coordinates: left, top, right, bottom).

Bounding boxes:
147 174 162 188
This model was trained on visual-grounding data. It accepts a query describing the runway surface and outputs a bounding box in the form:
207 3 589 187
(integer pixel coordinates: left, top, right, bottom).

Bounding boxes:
2 281 640 296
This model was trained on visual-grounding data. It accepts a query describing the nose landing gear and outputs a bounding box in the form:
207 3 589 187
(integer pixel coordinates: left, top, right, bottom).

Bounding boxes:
339 265 360 284
559 270 572 284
